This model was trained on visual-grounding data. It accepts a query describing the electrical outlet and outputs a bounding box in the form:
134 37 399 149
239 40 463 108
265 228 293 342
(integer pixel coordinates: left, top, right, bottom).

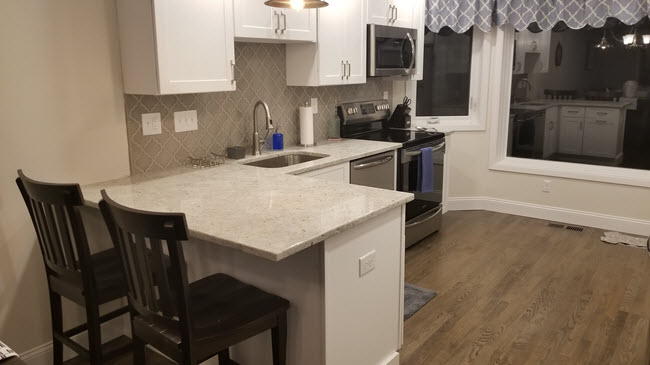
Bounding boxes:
383 91 389 100
543 179 552 193
310 98 318 114
174 110 198 133
142 113 162 136
359 250 376 277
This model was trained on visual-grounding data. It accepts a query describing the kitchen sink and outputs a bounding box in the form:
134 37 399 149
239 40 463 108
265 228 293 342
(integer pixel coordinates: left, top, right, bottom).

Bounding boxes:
243 153 329 168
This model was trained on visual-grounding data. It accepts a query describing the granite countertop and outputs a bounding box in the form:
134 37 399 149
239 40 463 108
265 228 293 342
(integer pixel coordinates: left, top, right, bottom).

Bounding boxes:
81 139 413 261
511 99 635 111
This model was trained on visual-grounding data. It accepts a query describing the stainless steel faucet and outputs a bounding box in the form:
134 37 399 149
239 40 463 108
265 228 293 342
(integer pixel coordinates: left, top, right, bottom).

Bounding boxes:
518 78 533 91
252 100 274 156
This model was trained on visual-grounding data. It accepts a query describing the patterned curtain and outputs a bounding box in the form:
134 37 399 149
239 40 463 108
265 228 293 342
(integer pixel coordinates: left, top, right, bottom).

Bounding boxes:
425 0 650 33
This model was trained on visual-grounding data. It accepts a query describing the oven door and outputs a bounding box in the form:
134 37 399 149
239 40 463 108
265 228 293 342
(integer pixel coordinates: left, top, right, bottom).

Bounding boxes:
368 24 416 77
398 140 445 222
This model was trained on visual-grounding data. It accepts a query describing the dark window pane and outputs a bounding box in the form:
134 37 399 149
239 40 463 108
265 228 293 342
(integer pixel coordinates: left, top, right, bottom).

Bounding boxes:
416 27 473 117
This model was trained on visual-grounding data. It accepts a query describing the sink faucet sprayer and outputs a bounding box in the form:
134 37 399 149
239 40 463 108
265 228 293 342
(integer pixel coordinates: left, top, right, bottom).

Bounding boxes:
252 100 275 156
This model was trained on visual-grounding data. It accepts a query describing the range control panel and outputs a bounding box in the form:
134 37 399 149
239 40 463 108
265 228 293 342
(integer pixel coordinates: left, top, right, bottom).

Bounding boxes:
338 99 392 126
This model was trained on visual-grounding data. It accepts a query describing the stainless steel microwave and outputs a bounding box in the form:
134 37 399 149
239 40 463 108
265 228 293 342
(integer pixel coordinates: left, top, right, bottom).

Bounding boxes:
367 24 417 77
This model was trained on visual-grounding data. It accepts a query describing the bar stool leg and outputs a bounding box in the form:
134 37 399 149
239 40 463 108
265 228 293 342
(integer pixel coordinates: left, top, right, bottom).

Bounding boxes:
133 335 146 365
218 349 231 365
50 292 63 365
271 312 287 365
86 306 103 365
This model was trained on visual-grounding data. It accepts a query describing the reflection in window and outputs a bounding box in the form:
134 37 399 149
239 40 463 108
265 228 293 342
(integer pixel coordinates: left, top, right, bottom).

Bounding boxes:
416 27 473 117
507 19 650 171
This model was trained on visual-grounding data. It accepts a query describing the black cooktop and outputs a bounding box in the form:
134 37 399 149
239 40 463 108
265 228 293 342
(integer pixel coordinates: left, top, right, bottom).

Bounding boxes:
348 128 445 149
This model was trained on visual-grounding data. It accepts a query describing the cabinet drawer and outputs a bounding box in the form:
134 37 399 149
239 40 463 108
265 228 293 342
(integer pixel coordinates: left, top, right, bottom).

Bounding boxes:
585 107 619 122
561 106 585 118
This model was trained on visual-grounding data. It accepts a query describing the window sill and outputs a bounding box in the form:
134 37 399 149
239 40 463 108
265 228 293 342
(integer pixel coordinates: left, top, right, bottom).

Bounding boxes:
491 156 650 188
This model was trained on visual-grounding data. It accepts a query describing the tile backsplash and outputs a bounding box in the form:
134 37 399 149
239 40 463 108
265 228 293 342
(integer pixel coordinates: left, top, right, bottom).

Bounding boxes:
125 42 392 174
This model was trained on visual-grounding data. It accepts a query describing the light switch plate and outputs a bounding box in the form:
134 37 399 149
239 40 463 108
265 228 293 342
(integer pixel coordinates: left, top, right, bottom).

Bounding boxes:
310 98 318 114
359 250 376 277
142 113 162 136
174 110 198 133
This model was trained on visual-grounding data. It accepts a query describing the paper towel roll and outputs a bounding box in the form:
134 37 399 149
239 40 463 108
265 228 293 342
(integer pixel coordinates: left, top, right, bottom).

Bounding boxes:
299 106 314 146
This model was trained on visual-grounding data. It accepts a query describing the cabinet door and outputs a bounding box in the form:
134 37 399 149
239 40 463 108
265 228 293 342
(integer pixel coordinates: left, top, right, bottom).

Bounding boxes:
298 163 350 183
368 0 391 25
391 0 415 28
558 117 583 155
281 9 317 42
582 118 618 158
317 0 347 85
543 107 558 158
234 0 277 39
343 0 367 84
154 0 235 94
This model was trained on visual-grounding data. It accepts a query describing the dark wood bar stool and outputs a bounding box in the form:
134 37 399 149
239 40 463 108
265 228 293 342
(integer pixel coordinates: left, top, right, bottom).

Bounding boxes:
15 170 131 365
99 190 289 365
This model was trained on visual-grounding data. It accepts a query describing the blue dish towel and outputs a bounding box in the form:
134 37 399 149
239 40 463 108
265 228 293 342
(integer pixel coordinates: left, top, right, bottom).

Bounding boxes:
417 147 434 193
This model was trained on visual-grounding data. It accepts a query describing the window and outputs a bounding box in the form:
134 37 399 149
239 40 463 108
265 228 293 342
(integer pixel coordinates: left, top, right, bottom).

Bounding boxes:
408 26 491 131
489 24 650 188
416 27 473 116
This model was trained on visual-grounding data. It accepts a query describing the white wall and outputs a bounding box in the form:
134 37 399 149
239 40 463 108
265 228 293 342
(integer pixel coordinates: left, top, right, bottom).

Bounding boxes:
0 0 130 356
446 128 650 223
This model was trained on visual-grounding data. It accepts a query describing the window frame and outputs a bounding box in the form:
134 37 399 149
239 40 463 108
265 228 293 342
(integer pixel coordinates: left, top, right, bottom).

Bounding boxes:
406 26 492 132
488 26 650 188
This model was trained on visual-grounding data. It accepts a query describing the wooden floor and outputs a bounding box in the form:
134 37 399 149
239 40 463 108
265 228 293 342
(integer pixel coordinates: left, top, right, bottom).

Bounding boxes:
402 210 650 365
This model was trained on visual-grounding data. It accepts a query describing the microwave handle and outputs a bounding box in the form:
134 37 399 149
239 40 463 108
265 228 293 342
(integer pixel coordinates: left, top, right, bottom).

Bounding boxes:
403 32 415 75
406 142 446 157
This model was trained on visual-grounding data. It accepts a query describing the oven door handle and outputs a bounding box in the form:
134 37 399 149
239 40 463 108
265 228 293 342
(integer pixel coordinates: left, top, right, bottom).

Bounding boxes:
352 155 394 170
405 142 446 157
405 206 442 229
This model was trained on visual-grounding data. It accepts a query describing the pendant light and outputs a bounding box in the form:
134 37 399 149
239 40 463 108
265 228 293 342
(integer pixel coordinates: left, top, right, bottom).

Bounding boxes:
264 0 329 10
595 30 612 50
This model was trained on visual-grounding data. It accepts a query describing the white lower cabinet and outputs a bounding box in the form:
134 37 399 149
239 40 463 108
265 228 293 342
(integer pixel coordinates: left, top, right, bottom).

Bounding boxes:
558 106 625 159
234 0 317 42
582 119 619 158
543 106 558 158
297 163 350 184
558 117 584 155
116 0 236 95
286 0 366 86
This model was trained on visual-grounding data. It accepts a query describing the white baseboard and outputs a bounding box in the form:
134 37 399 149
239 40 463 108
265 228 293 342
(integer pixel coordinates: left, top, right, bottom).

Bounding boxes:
446 196 650 237
381 351 400 365
21 318 128 365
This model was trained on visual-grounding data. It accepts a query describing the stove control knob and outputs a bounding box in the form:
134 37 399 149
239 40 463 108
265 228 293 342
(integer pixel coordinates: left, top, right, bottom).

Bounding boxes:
375 105 380 111
347 107 354 115
354 107 359 114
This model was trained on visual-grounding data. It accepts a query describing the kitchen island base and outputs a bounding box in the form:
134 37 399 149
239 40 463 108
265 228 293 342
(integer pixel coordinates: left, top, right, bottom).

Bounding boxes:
176 206 405 365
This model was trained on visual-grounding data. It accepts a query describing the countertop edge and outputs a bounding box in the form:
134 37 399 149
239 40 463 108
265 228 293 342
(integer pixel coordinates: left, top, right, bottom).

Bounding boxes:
187 193 414 262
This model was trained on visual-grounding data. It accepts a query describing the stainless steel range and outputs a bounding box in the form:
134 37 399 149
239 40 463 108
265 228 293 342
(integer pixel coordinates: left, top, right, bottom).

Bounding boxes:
338 99 445 248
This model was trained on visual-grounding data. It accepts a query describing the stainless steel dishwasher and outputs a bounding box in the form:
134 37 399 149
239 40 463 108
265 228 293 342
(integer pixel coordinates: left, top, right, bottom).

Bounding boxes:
350 151 396 190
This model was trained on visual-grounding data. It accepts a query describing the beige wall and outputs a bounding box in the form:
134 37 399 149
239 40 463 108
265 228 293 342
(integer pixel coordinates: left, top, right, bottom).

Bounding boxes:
0 0 130 354
447 129 650 221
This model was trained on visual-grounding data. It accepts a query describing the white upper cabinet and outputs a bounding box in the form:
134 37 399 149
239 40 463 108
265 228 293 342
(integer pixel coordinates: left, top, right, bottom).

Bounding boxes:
234 0 317 42
286 0 367 86
368 0 415 28
116 0 236 95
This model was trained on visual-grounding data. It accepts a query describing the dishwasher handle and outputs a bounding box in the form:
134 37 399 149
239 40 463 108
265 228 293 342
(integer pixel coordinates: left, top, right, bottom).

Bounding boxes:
352 155 394 170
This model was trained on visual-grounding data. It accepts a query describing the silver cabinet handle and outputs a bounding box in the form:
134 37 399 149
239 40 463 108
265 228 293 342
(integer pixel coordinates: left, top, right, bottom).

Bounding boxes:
230 60 235 83
394 5 398 23
281 11 287 33
341 61 345 79
352 156 393 170
406 142 446 156
274 10 280 33
346 61 351 79
579 121 583 131
388 5 394 23
596 112 608 116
